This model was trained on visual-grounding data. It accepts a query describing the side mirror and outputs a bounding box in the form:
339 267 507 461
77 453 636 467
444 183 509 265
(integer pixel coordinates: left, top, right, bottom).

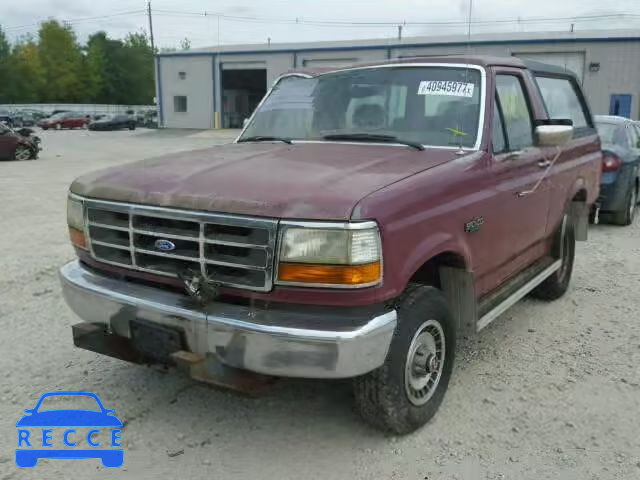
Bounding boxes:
242 118 250 128
536 124 573 147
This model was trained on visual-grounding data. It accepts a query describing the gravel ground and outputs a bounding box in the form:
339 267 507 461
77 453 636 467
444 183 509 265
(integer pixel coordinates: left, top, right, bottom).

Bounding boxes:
1 129 639 479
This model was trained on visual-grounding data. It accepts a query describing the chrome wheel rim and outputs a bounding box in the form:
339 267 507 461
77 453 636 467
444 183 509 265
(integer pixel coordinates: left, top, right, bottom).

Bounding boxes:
15 147 30 161
404 319 445 406
629 189 637 221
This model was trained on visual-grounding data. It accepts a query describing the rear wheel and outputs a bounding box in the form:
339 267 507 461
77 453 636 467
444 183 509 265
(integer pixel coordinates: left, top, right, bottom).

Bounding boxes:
353 285 455 434
612 185 637 226
531 214 575 301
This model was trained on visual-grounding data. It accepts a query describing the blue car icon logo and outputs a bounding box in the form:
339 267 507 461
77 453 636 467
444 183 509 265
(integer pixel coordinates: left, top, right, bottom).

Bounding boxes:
15 391 123 468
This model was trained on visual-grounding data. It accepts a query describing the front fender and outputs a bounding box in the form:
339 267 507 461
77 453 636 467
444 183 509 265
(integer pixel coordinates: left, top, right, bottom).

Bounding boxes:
390 231 473 296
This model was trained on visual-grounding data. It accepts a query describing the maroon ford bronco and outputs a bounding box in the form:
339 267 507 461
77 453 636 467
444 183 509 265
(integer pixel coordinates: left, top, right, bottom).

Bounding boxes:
60 56 601 433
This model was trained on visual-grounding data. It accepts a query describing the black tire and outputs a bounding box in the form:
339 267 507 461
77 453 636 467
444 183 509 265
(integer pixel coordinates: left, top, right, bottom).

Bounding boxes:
531 215 575 301
612 184 637 226
353 285 456 434
13 145 31 161
129 123 136 130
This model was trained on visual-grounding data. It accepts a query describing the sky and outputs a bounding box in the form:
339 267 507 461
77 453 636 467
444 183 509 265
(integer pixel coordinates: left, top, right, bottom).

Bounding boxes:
2 0 640 49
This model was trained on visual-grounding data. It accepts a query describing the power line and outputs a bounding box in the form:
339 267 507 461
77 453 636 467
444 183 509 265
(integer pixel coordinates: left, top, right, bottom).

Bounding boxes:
151 8 640 28
4 10 146 31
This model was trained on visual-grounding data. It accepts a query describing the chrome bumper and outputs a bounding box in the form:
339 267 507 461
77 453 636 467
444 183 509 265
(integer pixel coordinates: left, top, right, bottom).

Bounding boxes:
59 261 397 379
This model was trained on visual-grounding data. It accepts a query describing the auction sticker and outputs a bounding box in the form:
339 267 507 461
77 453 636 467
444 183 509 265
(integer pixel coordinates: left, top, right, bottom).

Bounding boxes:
418 81 475 97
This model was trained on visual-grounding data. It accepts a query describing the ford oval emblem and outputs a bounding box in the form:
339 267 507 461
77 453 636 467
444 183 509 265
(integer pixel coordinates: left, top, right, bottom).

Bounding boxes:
154 239 176 252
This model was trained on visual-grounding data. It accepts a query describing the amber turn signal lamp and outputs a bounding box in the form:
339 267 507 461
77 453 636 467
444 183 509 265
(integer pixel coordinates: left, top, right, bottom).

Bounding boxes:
69 227 87 250
278 261 381 286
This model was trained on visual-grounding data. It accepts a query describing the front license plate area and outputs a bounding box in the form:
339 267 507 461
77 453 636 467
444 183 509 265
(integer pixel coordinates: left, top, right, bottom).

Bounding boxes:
130 319 185 364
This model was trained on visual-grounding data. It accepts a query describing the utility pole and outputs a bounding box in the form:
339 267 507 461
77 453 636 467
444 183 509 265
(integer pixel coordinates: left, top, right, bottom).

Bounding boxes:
397 25 403 41
147 0 155 52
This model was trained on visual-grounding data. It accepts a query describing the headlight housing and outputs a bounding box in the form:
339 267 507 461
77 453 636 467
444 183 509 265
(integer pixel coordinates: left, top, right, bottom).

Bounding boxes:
67 196 87 250
277 221 382 288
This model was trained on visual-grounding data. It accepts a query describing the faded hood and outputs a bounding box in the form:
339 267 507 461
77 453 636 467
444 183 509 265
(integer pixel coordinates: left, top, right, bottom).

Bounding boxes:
71 143 459 220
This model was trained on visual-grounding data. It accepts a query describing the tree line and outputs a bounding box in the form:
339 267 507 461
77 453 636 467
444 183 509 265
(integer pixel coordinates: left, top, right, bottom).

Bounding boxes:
0 20 156 105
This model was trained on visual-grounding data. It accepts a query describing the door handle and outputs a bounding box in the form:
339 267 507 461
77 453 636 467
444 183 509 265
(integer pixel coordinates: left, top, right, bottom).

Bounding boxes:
538 159 551 168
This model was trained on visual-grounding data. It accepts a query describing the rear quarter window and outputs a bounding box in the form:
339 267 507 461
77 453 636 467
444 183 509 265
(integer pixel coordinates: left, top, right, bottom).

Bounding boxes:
596 123 629 147
535 75 592 131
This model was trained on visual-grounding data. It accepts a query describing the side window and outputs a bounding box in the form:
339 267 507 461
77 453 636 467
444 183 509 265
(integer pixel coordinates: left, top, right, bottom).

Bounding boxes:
535 76 589 129
627 123 640 149
492 100 507 153
495 75 534 151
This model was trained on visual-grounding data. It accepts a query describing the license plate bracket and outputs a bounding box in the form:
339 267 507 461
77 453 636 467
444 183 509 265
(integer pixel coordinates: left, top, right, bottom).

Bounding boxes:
130 319 185 364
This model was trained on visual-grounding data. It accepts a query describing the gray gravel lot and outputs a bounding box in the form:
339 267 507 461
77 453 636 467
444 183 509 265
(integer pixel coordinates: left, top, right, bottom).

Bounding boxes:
1 129 639 479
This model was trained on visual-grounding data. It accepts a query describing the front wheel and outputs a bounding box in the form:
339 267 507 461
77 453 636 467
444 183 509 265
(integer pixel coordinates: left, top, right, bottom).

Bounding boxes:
353 285 455 434
14 145 31 161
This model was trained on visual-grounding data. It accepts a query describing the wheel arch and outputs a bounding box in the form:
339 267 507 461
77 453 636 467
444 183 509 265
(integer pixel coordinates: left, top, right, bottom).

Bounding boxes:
566 180 590 242
405 246 477 338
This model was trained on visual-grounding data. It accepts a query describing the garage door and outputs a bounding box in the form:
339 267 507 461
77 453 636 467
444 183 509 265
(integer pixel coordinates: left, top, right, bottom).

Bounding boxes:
513 52 585 83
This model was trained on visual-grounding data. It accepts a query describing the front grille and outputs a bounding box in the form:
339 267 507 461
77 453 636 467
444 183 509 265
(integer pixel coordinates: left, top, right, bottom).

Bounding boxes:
83 198 277 292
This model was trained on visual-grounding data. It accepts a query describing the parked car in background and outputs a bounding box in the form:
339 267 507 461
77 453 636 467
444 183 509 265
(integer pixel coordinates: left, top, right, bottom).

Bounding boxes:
0 110 15 127
0 122 41 160
60 56 600 434
134 110 147 127
143 110 158 128
39 112 88 130
89 114 137 131
594 115 640 225
22 109 48 121
18 112 36 127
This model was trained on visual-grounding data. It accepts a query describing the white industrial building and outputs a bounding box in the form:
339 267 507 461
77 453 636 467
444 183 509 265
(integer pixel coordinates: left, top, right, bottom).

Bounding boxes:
154 29 640 129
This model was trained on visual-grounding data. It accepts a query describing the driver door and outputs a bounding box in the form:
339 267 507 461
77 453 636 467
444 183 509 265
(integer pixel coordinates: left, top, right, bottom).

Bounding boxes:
480 70 551 294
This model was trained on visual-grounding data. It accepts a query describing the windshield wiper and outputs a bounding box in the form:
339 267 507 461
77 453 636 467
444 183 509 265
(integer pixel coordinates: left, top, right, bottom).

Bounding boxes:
322 133 425 151
238 135 292 145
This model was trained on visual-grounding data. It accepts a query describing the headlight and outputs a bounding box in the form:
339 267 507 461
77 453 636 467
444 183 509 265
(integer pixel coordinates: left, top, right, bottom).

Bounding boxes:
67 197 84 230
277 222 382 287
67 196 87 250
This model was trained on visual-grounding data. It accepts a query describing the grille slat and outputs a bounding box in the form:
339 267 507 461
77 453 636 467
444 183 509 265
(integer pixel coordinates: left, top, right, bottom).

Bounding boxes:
132 229 197 241
85 202 276 292
92 240 131 251
88 221 129 232
134 248 201 263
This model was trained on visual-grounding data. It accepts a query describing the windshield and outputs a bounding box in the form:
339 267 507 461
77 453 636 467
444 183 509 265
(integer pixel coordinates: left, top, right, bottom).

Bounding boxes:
240 66 483 148
596 122 628 147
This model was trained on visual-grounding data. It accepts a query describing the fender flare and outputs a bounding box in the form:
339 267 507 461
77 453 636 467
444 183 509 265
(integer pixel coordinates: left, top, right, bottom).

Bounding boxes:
564 177 590 241
399 231 473 289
